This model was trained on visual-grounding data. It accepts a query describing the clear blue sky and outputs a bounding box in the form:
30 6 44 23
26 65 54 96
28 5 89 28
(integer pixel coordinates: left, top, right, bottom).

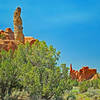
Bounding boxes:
0 0 100 72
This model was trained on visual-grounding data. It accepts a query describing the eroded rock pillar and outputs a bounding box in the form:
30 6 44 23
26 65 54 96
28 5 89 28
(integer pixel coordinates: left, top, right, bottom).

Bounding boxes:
13 7 24 43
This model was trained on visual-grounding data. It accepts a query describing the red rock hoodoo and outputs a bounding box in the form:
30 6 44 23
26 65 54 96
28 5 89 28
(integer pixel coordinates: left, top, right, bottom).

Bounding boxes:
0 7 36 52
70 64 97 81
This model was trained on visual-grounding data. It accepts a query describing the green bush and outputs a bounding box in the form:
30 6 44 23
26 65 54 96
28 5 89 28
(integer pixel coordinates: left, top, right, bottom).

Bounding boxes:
91 79 100 89
67 94 76 100
71 80 79 87
0 41 73 100
85 91 96 97
71 90 78 95
0 34 6 39
79 81 88 93
55 96 64 100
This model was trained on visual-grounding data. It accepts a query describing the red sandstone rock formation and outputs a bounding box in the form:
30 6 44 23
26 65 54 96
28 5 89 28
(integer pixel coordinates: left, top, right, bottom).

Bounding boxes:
0 28 36 52
13 7 24 43
70 64 97 81
90 74 99 80
24 37 36 46
0 7 36 52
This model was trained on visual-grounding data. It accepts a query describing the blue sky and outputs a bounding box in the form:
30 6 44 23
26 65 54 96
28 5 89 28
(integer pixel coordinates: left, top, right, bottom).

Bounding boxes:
0 0 100 72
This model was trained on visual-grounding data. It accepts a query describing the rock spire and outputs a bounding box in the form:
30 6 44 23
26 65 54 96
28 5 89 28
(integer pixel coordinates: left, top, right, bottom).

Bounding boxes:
13 7 24 43
0 7 36 52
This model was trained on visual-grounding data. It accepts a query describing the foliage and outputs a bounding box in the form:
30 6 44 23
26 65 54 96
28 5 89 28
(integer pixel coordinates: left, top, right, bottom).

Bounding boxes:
79 79 100 93
79 79 100 92
79 81 88 93
0 34 6 39
0 50 22 100
85 91 96 98
67 94 76 100
19 41 72 99
0 40 72 100
55 96 64 100
70 80 79 87
91 79 100 89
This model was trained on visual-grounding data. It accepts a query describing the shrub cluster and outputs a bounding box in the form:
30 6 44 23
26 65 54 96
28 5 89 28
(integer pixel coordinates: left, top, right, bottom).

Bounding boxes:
0 34 6 39
79 78 100 93
0 40 72 100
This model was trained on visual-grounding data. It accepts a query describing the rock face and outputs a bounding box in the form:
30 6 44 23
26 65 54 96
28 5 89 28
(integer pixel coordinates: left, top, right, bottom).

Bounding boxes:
0 28 36 52
90 74 99 80
24 37 36 46
0 7 36 52
13 7 24 43
70 64 97 81
0 28 14 40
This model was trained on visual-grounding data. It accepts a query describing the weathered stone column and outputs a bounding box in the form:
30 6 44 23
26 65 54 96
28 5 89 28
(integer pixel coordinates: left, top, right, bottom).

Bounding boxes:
13 7 24 43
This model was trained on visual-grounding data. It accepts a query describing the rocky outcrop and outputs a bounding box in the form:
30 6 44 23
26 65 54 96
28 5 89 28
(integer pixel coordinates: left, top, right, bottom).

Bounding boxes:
0 7 36 52
0 28 14 40
90 74 99 80
24 37 36 46
70 64 97 81
0 40 17 52
13 7 24 43
0 28 36 52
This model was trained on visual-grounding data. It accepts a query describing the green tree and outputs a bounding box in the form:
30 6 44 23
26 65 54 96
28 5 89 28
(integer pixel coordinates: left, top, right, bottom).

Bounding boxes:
19 41 72 100
0 40 73 100
79 81 88 93
91 79 100 89
0 50 21 100
70 80 79 87
67 94 76 100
